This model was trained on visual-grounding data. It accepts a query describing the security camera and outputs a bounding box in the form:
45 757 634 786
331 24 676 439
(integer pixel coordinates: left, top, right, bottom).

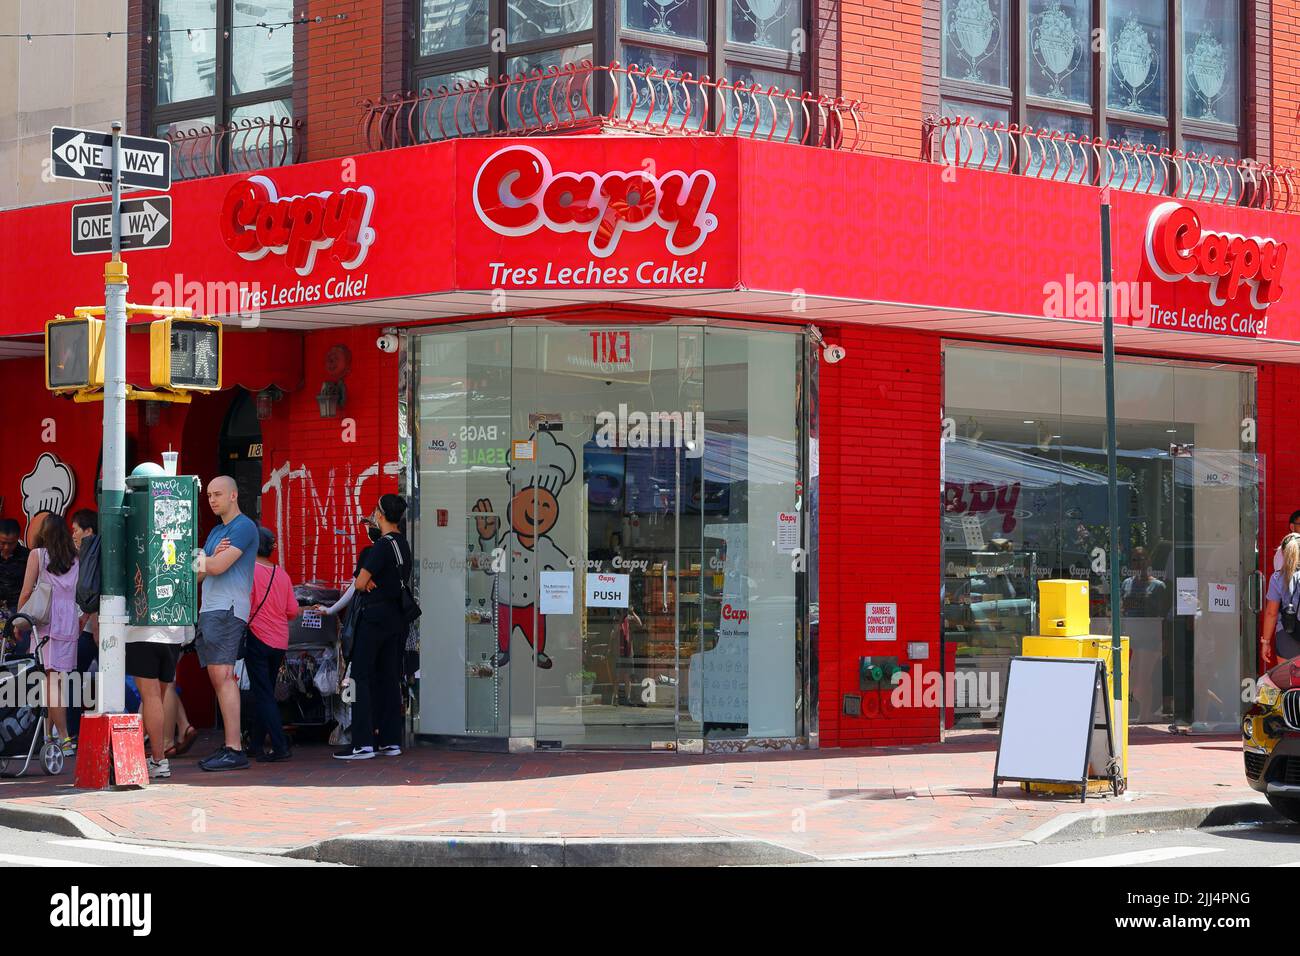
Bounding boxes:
376 333 399 353
823 344 847 364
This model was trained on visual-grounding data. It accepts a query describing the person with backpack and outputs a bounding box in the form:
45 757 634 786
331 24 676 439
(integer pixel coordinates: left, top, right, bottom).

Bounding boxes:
245 527 299 762
334 495 416 760
17 513 80 755
1262 532 1300 669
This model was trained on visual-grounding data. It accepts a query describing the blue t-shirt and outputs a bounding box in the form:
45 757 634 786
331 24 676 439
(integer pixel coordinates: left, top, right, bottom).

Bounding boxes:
201 514 259 621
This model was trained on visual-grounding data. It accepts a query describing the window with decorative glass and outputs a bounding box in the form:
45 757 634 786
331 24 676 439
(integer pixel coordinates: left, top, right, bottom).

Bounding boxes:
939 0 1244 193
152 0 295 178
412 0 807 138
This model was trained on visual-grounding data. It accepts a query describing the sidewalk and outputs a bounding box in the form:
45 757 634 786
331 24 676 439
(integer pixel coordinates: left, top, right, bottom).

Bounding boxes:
0 728 1272 864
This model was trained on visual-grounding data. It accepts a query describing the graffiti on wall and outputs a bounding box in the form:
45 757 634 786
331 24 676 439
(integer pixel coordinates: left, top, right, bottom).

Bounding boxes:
261 458 402 587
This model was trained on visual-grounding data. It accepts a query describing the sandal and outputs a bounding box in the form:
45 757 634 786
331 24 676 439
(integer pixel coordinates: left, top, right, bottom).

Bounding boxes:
167 725 198 758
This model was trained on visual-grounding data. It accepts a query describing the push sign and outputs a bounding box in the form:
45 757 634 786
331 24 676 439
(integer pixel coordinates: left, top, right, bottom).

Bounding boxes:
586 573 629 608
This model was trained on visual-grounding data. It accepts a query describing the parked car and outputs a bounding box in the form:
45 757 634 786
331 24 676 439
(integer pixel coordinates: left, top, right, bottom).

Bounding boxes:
1243 657 1300 822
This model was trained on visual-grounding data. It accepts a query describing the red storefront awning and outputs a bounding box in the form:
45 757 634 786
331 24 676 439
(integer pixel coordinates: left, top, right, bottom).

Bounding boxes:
2 135 1298 363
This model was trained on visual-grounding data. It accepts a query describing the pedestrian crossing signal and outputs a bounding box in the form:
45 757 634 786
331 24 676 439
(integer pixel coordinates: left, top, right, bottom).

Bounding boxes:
150 317 222 391
45 316 105 392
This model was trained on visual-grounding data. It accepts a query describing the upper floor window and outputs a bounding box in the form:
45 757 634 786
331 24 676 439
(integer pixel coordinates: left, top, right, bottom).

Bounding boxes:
412 0 806 136
939 0 1243 189
153 0 295 177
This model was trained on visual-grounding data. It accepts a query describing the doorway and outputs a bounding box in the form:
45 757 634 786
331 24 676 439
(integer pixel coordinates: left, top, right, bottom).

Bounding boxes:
413 321 812 750
218 388 264 525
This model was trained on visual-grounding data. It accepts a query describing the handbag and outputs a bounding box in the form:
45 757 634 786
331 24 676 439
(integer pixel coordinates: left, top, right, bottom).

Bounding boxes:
389 537 422 626
19 550 53 628
76 534 101 615
240 566 277 660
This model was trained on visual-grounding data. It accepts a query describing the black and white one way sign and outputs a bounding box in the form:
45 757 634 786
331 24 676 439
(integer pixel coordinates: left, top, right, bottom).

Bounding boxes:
71 197 172 255
50 127 171 190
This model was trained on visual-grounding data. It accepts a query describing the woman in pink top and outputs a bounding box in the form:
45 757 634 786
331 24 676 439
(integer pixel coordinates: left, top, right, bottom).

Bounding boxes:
246 527 299 761
18 514 80 755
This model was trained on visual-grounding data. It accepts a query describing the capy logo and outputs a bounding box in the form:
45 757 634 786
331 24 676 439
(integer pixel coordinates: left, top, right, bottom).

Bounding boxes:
21 452 76 527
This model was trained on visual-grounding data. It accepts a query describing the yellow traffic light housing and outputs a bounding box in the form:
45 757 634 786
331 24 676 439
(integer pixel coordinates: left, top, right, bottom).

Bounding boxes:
150 317 222 391
45 315 105 392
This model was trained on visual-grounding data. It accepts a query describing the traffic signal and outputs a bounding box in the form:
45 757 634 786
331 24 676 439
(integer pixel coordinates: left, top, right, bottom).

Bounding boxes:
45 316 105 392
150 316 222 391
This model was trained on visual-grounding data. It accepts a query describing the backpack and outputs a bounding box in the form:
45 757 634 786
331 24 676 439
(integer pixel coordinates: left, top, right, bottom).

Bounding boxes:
76 534 101 615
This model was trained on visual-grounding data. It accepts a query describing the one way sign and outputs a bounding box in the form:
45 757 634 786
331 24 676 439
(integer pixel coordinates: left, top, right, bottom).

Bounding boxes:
50 126 171 190
71 197 172 255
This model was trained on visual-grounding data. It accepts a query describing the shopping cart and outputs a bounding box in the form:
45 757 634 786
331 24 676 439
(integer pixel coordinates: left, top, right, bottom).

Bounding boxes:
0 614 67 777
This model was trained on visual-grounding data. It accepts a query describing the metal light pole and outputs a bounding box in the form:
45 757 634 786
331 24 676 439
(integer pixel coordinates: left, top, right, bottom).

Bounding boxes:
1101 194 1124 720
96 121 128 715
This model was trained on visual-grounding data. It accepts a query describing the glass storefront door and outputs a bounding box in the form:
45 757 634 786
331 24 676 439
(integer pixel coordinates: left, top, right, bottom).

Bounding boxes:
413 320 808 750
942 344 1260 733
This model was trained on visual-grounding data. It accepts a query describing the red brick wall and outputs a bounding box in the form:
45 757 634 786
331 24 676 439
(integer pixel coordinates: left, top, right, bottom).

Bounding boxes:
818 324 943 745
257 326 403 590
1274 0 1300 168
837 0 926 159
302 0 386 162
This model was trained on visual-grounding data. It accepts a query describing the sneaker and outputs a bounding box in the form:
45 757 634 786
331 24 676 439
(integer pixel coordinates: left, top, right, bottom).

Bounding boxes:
256 748 292 763
333 746 375 760
199 748 250 772
200 745 229 766
377 744 402 757
147 758 171 780
60 736 76 757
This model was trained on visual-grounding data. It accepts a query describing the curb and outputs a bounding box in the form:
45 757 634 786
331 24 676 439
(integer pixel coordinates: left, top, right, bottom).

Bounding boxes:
284 834 819 867
0 801 116 842
1020 799 1283 845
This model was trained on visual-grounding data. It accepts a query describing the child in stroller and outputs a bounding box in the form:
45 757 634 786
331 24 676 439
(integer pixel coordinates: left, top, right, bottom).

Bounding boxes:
0 614 69 776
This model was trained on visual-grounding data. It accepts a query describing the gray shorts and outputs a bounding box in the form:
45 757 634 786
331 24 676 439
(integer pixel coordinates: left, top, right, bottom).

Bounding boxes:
197 609 246 667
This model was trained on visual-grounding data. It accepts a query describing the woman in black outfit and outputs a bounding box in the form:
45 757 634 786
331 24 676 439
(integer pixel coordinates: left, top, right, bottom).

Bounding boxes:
334 494 412 760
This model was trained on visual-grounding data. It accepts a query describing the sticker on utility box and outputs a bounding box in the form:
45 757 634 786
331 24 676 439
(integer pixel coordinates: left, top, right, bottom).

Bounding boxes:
1209 582 1236 613
866 602 897 641
155 584 173 600
586 572 629 608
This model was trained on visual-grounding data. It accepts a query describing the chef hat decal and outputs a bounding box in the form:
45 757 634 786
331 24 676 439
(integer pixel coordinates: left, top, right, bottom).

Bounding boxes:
21 452 76 525
507 430 576 497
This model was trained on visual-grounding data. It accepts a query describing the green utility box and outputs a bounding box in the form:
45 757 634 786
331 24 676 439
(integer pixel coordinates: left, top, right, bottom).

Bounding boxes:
125 474 200 627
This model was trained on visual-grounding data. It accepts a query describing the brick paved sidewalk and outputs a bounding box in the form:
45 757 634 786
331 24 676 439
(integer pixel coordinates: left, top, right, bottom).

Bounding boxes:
0 728 1258 859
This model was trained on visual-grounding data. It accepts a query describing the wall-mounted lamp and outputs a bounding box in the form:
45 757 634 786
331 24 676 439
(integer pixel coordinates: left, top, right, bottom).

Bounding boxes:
317 380 346 419
256 385 285 421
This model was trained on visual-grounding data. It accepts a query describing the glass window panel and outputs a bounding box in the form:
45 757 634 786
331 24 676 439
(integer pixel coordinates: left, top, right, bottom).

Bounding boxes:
417 68 492 140
1179 137 1240 203
158 117 216 181
1105 123 1168 192
942 0 1009 89
231 0 294 94
1027 0 1091 105
507 0 593 44
940 99 1011 171
505 45 594 127
156 0 217 105
1183 0 1239 126
1024 109 1092 183
727 65 802 139
728 0 803 52
622 0 706 41
420 0 490 54
229 100 293 170
1107 0 1167 118
620 45 707 129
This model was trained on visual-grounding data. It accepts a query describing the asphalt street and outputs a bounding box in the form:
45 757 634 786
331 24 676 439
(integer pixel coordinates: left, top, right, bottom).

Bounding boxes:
0 825 338 867
845 821 1300 866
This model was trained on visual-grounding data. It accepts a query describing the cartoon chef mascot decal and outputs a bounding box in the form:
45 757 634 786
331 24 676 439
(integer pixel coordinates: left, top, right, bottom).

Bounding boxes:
472 430 575 669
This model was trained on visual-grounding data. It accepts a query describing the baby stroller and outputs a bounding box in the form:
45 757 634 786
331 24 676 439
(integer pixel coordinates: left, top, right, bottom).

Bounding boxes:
0 614 67 777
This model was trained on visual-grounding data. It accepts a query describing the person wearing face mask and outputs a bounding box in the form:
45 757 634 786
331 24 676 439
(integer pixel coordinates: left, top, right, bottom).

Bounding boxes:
334 494 412 760
1262 532 1300 668
1273 511 1300 572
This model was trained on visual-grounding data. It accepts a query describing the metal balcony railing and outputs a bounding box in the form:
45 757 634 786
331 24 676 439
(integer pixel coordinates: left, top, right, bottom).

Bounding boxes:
360 60 865 152
924 115 1297 213
163 116 303 180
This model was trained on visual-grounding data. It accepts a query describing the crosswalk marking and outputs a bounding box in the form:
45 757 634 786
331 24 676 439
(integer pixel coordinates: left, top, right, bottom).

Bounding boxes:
0 851 100 868
49 839 271 867
1045 847 1223 867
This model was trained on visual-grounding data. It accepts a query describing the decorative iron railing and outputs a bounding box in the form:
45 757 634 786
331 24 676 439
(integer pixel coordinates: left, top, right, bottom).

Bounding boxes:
163 116 303 180
360 60 865 152
924 115 1297 213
